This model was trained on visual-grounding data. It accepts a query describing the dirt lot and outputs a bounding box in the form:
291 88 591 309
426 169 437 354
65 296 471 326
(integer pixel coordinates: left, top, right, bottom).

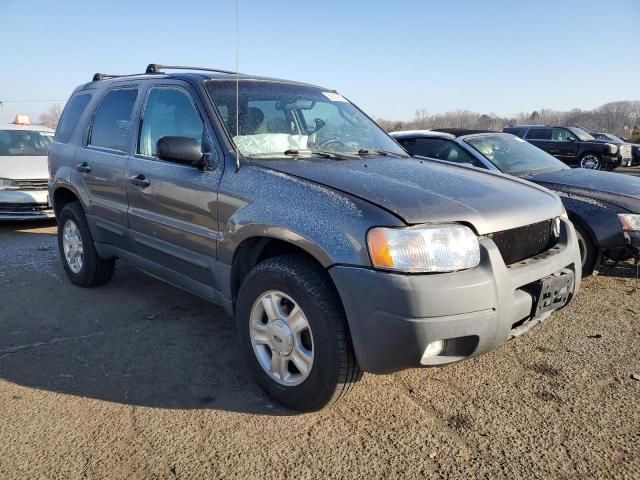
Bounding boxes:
1 220 639 479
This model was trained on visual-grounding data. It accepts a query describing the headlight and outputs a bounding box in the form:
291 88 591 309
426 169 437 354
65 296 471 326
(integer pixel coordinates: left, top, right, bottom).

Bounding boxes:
618 214 640 232
606 143 619 155
0 178 19 190
367 224 480 273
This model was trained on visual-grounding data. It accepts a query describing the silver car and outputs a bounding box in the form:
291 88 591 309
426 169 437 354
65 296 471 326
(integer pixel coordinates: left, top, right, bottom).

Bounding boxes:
0 119 55 220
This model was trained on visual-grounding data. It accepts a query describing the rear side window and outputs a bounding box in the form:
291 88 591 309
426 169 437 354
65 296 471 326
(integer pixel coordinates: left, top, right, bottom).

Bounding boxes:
525 128 552 140
89 89 138 152
55 94 91 144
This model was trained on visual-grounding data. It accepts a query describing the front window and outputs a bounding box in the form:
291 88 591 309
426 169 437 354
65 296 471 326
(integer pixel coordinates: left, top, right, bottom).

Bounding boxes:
0 130 53 156
138 87 205 158
567 127 595 141
465 134 567 175
205 80 407 158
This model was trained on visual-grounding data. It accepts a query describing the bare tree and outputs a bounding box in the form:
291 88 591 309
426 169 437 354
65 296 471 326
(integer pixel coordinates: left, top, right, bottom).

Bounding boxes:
39 103 62 129
377 100 640 137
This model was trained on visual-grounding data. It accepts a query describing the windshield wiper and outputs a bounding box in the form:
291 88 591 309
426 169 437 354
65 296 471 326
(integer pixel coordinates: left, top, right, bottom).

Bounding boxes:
284 149 356 160
356 148 407 158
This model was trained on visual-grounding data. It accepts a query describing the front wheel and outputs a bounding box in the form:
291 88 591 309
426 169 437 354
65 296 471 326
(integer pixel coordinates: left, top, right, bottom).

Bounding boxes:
235 255 362 411
579 153 601 170
574 222 597 276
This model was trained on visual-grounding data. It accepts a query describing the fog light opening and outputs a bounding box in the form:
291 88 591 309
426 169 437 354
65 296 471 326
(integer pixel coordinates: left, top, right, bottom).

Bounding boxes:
420 340 445 364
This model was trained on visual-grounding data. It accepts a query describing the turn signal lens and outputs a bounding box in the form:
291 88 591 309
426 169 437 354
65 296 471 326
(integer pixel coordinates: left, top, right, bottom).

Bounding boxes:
618 214 640 232
367 224 480 273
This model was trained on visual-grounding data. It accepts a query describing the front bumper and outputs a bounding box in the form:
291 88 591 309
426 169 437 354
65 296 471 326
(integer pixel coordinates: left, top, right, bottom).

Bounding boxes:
603 154 622 169
0 189 54 220
330 218 581 374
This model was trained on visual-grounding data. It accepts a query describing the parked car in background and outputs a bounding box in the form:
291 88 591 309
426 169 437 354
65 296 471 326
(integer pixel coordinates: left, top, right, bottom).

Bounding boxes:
503 125 621 170
0 115 54 220
48 64 581 411
589 131 634 167
392 129 640 275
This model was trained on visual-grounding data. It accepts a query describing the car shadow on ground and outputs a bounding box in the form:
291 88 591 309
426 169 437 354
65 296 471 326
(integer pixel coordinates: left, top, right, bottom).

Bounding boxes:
0 222 294 416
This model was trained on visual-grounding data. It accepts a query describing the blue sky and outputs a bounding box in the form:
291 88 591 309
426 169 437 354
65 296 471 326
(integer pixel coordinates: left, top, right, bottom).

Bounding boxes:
1 0 638 123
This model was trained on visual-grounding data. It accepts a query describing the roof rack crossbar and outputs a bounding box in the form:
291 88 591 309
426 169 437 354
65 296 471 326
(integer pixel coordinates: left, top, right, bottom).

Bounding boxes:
92 73 128 82
145 64 239 75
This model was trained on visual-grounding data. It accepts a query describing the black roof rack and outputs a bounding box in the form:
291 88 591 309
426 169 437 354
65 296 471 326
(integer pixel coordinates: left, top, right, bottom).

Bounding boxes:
145 64 238 75
92 73 127 82
92 64 241 83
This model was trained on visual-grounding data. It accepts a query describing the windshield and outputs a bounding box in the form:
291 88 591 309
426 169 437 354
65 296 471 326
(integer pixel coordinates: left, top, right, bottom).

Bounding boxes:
465 134 567 175
597 133 624 143
205 80 407 158
567 127 595 141
0 130 53 156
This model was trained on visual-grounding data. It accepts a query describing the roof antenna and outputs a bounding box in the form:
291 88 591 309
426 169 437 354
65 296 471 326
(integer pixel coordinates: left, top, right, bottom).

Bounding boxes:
235 0 240 171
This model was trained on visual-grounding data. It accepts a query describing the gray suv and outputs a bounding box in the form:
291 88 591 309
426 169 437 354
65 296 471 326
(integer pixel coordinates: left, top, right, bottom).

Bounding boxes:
49 64 582 411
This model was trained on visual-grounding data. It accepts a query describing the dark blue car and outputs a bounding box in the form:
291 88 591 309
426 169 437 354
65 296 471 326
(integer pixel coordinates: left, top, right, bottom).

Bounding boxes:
392 129 640 275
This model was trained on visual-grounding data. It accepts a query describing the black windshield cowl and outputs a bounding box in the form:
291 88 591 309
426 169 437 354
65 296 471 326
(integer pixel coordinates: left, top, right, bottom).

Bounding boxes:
249 149 353 160
356 148 408 158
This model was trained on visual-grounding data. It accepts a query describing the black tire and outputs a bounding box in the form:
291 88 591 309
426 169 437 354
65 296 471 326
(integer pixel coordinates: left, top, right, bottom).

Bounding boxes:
579 152 601 170
573 221 597 276
235 254 362 411
57 202 115 287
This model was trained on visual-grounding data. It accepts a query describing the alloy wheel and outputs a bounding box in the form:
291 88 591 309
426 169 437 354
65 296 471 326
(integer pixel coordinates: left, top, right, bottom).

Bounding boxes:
249 290 314 386
62 219 84 273
580 155 600 169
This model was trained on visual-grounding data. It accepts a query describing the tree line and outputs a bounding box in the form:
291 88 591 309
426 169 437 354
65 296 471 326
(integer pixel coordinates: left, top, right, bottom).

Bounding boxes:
377 100 640 142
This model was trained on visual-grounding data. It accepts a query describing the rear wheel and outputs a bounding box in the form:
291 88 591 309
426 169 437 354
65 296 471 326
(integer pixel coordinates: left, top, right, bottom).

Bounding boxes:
235 255 362 411
57 202 115 287
579 153 601 170
574 222 597 276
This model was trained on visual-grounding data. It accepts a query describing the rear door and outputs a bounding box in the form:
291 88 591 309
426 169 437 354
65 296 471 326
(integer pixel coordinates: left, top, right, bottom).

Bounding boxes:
77 86 140 250
126 80 224 296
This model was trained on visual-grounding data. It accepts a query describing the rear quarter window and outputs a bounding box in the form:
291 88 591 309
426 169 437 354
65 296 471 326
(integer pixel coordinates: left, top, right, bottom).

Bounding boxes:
503 127 526 138
525 128 552 140
55 93 92 144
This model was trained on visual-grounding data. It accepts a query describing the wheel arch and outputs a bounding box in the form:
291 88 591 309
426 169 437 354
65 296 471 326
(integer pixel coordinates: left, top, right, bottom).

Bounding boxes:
229 235 335 306
52 186 83 218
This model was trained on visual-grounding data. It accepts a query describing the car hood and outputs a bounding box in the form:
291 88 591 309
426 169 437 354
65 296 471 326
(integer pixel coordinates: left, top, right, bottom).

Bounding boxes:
526 168 640 213
0 155 49 180
255 157 562 234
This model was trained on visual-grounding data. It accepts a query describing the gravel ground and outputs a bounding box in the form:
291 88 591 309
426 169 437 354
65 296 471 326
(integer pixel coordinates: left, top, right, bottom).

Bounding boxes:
1 221 639 479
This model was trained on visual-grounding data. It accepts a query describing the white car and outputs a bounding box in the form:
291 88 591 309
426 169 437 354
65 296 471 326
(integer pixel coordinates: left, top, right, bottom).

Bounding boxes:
0 116 54 220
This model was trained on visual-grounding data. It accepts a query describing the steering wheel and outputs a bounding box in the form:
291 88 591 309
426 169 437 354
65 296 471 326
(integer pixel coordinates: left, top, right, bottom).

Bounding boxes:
319 139 348 151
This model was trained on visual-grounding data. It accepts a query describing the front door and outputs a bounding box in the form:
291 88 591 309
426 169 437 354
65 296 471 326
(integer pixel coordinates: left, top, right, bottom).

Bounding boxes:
548 128 579 166
126 82 224 297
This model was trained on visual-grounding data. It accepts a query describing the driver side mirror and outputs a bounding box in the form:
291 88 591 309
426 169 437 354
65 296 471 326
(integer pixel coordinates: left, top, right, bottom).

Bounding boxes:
567 136 577 142
156 136 206 168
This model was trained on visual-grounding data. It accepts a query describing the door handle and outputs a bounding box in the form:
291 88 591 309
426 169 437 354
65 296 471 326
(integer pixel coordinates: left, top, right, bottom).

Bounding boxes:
75 162 91 173
129 174 150 188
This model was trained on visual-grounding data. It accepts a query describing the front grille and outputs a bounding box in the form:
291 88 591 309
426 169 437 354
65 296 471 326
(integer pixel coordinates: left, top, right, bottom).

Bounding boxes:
14 179 48 191
488 220 558 266
620 145 632 158
0 202 50 213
